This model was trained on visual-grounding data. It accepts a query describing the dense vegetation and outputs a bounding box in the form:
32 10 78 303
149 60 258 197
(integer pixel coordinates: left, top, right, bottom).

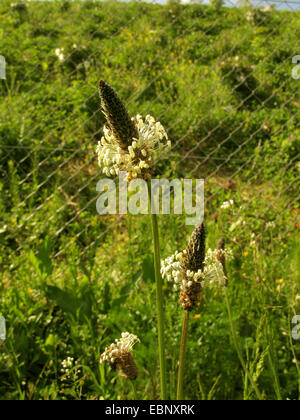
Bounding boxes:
0 0 299 400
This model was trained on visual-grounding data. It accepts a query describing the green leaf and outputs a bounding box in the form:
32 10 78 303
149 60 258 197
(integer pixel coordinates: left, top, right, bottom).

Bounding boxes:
45 286 79 317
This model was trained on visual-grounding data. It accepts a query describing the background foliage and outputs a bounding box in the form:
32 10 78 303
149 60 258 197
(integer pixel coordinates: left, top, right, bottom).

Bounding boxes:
0 0 299 400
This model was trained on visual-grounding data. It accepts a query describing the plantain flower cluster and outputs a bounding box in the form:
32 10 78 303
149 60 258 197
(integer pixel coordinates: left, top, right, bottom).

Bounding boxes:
97 114 171 180
161 247 232 293
100 332 139 381
96 81 171 181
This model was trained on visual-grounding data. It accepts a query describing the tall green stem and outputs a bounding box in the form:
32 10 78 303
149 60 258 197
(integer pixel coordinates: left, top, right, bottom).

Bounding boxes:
177 311 189 400
224 288 263 400
148 181 167 400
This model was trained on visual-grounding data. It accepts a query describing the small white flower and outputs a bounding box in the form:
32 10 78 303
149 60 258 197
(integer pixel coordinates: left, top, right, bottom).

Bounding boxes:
61 357 74 372
55 48 64 62
220 199 234 210
161 247 232 292
266 221 276 229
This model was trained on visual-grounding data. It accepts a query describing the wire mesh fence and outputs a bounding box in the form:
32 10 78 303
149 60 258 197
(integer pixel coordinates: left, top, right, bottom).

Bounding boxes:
0 0 299 274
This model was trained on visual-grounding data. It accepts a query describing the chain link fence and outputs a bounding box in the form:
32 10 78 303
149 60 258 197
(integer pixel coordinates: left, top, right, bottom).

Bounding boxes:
0 0 299 275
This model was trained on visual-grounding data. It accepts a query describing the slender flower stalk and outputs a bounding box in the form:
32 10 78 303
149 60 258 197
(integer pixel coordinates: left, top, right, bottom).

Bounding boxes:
177 311 189 400
161 225 233 399
148 181 167 400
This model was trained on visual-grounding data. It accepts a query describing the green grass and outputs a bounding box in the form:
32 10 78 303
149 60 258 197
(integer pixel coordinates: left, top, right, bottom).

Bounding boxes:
0 0 299 400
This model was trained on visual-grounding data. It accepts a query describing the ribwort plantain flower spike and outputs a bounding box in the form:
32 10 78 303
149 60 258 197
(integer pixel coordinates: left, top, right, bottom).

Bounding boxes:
183 223 206 273
100 332 139 381
180 223 206 311
98 80 139 151
161 225 232 311
97 81 171 181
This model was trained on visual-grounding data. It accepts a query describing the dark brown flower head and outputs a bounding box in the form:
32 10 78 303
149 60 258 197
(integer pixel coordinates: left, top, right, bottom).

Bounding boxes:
179 282 202 311
98 81 139 151
180 223 206 311
100 332 139 381
182 223 206 273
113 352 138 381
